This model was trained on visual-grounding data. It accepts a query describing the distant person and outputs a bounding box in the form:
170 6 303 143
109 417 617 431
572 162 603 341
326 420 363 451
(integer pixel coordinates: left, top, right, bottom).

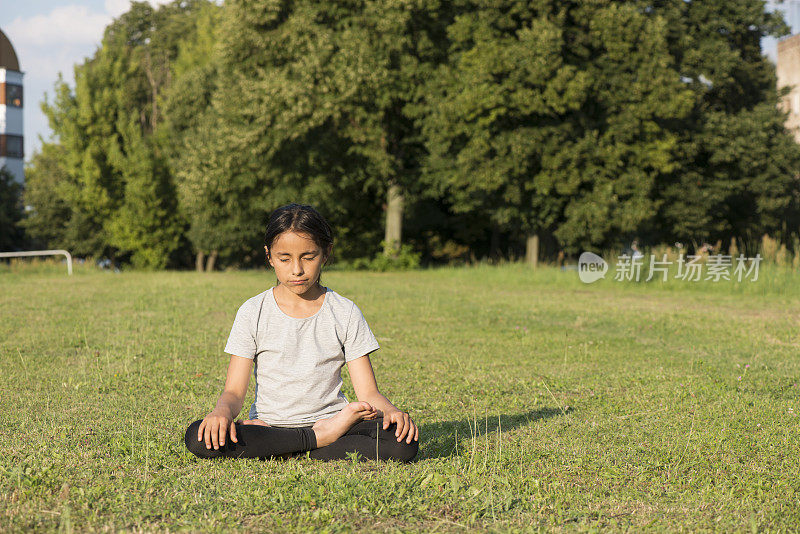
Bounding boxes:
184 203 418 462
631 239 644 260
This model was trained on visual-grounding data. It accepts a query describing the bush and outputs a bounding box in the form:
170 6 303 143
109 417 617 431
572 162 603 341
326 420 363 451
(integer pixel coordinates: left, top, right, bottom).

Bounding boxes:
345 241 422 272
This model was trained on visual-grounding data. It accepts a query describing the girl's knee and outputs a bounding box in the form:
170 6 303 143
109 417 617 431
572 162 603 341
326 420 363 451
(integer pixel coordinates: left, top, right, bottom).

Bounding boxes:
184 419 216 458
382 437 418 463
378 423 419 462
396 439 419 463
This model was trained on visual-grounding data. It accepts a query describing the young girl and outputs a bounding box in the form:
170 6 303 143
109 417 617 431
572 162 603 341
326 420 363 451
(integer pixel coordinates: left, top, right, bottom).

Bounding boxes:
184 203 418 462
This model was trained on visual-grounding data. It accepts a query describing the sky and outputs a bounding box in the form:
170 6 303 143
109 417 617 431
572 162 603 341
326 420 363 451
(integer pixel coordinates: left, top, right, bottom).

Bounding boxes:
0 0 176 162
0 0 798 164
764 0 800 62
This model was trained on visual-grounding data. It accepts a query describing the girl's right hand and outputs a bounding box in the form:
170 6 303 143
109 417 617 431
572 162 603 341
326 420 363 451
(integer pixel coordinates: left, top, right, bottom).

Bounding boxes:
197 410 238 450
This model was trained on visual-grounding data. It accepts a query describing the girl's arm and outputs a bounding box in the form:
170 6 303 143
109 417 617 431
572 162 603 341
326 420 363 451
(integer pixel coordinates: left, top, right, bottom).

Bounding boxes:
198 354 253 450
347 355 418 443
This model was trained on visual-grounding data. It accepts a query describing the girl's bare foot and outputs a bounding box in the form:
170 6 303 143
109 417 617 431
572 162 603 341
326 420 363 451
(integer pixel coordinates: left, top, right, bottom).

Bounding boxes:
312 401 377 447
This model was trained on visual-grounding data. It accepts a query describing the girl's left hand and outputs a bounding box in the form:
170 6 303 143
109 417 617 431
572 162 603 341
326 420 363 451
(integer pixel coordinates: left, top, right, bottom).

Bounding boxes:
383 409 418 443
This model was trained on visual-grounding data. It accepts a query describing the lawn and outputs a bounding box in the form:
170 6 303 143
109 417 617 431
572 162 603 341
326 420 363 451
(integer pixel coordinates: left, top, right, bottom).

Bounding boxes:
1 261 799 532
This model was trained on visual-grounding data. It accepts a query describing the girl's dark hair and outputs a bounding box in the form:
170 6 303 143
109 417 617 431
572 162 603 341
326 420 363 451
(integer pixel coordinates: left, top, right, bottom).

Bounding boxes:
264 203 334 286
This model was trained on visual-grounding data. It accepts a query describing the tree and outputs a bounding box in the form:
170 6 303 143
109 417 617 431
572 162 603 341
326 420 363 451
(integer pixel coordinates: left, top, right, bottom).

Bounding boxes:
33 1 214 267
183 0 451 268
0 167 25 251
642 0 800 253
160 0 228 270
20 143 72 249
417 0 693 259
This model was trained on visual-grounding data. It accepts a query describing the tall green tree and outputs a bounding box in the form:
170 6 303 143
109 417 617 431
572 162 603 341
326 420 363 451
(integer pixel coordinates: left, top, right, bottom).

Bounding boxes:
417 0 693 258
0 167 25 251
177 0 452 269
20 143 72 249
35 1 213 267
160 0 228 270
643 0 800 254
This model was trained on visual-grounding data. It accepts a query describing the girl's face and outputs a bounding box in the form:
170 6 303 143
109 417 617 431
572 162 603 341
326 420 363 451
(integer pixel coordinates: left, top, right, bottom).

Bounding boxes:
266 231 329 293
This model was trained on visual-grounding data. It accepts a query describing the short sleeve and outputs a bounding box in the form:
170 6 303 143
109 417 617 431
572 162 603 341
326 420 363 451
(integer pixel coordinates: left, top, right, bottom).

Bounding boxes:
343 302 380 362
224 300 257 359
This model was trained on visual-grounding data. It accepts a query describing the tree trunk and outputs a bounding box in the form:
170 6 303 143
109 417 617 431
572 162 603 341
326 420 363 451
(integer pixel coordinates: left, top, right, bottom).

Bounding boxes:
525 233 539 269
729 236 739 258
195 251 205 272
489 226 500 262
384 181 403 257
205 250 218 272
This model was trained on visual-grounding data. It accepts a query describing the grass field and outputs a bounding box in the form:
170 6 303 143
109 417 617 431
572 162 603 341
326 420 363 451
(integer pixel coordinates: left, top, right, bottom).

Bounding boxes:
1 260 799 532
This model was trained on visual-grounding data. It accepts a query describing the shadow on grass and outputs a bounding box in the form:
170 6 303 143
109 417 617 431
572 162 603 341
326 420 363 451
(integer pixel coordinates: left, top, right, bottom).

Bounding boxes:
417 407 568 460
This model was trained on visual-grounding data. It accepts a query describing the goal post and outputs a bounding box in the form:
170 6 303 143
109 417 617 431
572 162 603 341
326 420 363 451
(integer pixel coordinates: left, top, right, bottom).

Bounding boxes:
0 250 73 275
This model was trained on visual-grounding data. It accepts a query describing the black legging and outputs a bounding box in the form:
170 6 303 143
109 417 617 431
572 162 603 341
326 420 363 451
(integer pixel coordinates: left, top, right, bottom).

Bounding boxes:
184 416 418 463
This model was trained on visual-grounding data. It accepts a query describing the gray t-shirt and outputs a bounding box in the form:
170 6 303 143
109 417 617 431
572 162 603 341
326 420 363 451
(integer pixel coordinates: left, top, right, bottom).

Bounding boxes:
223 285 380 427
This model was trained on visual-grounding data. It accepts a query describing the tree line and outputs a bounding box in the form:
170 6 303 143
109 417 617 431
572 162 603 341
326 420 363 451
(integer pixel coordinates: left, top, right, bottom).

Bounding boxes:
2 0 799 270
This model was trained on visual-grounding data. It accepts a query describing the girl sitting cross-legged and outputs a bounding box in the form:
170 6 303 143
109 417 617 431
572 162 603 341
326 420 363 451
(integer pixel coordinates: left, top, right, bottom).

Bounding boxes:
184 203 419 462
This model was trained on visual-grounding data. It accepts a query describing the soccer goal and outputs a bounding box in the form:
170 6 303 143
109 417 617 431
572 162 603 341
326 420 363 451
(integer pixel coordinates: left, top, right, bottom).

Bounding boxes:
0 250 73 275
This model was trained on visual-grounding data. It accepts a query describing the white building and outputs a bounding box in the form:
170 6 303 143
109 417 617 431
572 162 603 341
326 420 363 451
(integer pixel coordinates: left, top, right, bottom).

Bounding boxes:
777 34 800 143
0 28 23 185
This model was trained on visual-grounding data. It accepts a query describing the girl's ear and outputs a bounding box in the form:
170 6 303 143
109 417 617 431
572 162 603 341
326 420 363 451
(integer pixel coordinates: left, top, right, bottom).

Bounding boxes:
264 245 272 267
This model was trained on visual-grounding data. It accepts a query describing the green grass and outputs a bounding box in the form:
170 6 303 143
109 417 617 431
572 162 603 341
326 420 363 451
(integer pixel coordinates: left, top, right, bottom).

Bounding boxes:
1 261 799 532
